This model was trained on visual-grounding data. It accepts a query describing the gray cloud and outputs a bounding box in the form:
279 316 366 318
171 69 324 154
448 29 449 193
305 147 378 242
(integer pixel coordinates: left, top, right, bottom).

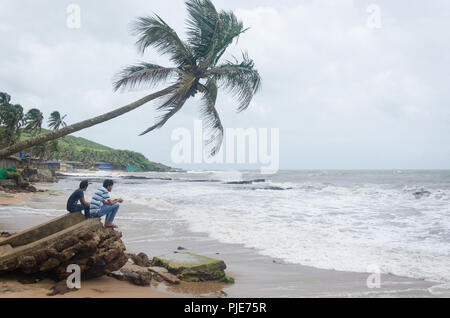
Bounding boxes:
1 0 449 169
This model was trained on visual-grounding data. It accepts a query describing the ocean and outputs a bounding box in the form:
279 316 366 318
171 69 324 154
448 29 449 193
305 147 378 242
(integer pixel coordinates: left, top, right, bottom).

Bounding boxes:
44 169 450 286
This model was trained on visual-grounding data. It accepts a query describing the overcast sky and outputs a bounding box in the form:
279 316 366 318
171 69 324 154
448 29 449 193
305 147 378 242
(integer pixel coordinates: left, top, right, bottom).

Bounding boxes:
1 0 449 170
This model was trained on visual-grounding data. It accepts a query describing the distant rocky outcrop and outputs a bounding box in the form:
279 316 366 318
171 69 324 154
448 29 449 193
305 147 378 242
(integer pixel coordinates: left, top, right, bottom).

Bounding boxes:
0 177 37 193
0 167 57 193
22 167 58 183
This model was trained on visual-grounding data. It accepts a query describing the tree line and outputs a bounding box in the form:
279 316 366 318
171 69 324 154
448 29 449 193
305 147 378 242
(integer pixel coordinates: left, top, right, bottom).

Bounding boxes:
0 92 67 159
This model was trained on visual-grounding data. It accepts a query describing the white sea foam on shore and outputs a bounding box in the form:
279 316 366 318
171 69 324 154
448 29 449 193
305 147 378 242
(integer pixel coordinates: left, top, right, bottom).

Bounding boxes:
51 170 450 285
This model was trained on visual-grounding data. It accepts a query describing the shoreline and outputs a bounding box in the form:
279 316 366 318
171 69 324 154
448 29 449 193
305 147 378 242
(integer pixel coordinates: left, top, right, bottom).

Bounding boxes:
0 186 447 298
0 192 31 206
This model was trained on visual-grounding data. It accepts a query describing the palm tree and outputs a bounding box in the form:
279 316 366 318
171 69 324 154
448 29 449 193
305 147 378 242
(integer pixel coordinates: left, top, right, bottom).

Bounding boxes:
0 92 11 106
29 140 59 160
48 111 67 131
24 108 44 134
0 0 261 159
0 97 24 146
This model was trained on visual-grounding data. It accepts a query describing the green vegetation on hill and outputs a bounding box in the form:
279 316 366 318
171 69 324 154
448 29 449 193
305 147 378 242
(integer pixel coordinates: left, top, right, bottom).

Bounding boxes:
19 129 171 172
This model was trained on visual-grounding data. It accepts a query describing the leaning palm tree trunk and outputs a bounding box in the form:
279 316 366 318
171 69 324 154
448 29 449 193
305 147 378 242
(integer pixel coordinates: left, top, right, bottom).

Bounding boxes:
0 86 174 159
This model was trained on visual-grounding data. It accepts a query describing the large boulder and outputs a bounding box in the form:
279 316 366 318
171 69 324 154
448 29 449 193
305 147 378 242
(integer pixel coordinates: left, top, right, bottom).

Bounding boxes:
0 213 128 281
151 252 234 283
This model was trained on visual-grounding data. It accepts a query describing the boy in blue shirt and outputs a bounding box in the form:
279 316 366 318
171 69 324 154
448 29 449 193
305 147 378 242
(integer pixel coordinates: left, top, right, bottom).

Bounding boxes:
66 180 91 219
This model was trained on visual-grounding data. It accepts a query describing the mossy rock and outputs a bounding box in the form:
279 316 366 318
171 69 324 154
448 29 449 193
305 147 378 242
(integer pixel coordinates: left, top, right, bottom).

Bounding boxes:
151 252 234 283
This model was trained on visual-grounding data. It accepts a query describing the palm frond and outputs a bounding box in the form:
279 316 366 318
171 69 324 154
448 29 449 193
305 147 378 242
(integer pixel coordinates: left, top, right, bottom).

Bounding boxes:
114 63 179 92
0 92 11 105
186 0 219 61
199 79 223 156
132 15 195 67
24 108 43 132
139 80 195 135
211 11 248 66
186 0 247 69
207 52 261 112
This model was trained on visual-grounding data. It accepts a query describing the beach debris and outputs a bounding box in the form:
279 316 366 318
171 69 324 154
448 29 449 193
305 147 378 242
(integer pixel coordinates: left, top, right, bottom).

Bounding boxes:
0 284 24 294
151 252 234 283
148 266 180 284
214 290 228 298
47 280 78 296
0 212 128 281
126 251 152 267
109 262 152 286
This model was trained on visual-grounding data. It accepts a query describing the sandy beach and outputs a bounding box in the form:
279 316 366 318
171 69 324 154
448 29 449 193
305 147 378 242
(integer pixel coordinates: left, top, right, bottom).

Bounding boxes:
0 192 30 206
1 180 447 298
0 273 175 298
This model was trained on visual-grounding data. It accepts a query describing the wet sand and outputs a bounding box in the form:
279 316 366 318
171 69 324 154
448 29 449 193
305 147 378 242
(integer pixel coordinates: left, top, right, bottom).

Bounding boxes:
0 274 176 298
0 192 30 206
1 186 448 298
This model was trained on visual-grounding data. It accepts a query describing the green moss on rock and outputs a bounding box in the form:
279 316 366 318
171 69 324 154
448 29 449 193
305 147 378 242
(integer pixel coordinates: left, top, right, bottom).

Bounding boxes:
151 252 234 283
218 275 235 284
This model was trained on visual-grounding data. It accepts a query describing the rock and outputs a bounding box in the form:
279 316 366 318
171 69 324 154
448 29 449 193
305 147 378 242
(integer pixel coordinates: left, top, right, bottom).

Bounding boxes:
0 179 16 187
22 168 58 184
177 246 187 250
18 274 42 284
0 244 12 256
39 258 61 272
151 252 234 283
109 270 125 281
413 189 431 199
126 252 152 267
0 175 37 193
0 212 128 281
1 232 14 238
214 290 228 298
148 266 180 284
109 262 152 286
